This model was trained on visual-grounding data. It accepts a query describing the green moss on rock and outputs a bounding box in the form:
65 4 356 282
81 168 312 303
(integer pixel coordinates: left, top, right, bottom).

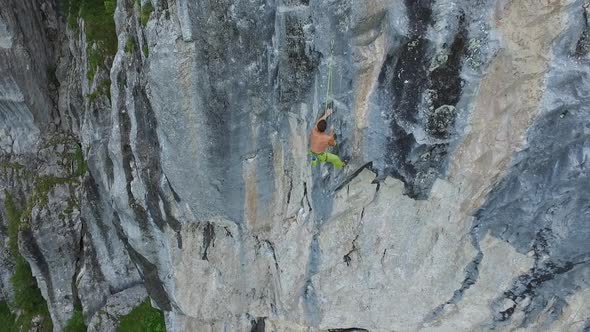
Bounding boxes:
117 299 166 332
3 193 53 332
140 2 154 27
63 307 86 332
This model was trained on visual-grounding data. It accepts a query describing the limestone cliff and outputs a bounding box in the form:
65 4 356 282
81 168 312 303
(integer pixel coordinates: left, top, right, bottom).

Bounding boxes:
0 0 589 331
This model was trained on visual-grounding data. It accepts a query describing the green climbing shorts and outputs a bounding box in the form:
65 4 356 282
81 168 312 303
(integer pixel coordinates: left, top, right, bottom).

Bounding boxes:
309 150 345 169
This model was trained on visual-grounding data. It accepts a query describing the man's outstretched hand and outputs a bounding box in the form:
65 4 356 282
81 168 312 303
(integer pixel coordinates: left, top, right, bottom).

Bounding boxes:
317 107 334 125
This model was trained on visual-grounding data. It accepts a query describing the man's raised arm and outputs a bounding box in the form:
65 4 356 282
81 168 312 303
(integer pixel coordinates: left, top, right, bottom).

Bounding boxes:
316 108 333 127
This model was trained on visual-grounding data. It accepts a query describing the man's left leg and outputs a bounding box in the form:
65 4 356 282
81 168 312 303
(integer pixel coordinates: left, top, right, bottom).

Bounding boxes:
325 152 345 169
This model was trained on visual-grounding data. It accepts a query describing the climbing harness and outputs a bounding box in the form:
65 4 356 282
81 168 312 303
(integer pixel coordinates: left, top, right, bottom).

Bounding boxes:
308 151 327 166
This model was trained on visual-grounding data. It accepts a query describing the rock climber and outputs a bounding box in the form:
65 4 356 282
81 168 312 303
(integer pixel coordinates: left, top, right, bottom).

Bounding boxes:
309 107 346 169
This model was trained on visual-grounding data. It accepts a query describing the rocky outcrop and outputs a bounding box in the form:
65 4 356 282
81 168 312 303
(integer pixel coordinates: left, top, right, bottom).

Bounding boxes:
1 0 143 330
0 0 589 331
86 285 147 332
0 0 58 312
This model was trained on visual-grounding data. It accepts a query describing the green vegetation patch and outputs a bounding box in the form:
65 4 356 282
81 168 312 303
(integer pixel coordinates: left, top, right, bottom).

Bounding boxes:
19 140 89 225
60 0 117 83
11 256 52 331
63 307 86 332
5 192 21 256
81 0 117 82
0 301 18 332
34 175 73 207
0 161 25 171
73 145 89 177
86 46 102 83
140 1 154 27
3 193 53 332
125 36 136 54
117 299 166 332
87 79 111 103
0 161 32 180
1 138 89 330
60 0 81 29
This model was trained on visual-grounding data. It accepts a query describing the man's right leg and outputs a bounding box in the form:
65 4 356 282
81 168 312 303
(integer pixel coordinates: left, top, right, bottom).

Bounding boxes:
324 152 345 169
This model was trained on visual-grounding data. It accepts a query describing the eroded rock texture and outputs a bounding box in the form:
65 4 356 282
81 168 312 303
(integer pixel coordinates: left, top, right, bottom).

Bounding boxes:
0 0 589 331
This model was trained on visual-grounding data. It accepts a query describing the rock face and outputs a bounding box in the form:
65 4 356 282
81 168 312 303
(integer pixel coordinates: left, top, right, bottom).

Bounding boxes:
1 0 589 331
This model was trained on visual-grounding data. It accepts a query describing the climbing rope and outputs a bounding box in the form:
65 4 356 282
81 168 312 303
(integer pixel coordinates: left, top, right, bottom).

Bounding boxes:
324 39 335 107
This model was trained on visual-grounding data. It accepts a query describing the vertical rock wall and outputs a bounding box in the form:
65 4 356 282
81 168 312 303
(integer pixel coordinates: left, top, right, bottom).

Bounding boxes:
0 0 588 331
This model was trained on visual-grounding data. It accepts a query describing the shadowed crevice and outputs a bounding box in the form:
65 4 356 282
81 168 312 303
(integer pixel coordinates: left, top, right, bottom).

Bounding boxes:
377 2 470 199
250 316 266 332
201 222 215 261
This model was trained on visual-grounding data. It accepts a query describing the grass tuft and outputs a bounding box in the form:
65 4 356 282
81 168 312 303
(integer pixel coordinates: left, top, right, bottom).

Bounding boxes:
5 193 21 256
117 299 166 332
125 36 136 54
63 307 86 332
73 145 88 177
140 1 154 27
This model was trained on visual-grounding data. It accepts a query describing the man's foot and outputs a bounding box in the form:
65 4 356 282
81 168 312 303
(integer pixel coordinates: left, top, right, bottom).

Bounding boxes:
341 157 350 168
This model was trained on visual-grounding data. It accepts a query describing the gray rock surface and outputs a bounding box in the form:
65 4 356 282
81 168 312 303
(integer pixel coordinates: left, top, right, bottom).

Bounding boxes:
0 0 589 331
0 0 143 330
472 6 590 328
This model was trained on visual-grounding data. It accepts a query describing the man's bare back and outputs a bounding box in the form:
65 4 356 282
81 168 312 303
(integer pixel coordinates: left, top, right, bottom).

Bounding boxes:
309 108 346 169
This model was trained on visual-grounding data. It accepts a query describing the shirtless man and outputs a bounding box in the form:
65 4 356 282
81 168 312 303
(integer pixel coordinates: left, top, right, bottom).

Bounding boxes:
309 108 346 169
